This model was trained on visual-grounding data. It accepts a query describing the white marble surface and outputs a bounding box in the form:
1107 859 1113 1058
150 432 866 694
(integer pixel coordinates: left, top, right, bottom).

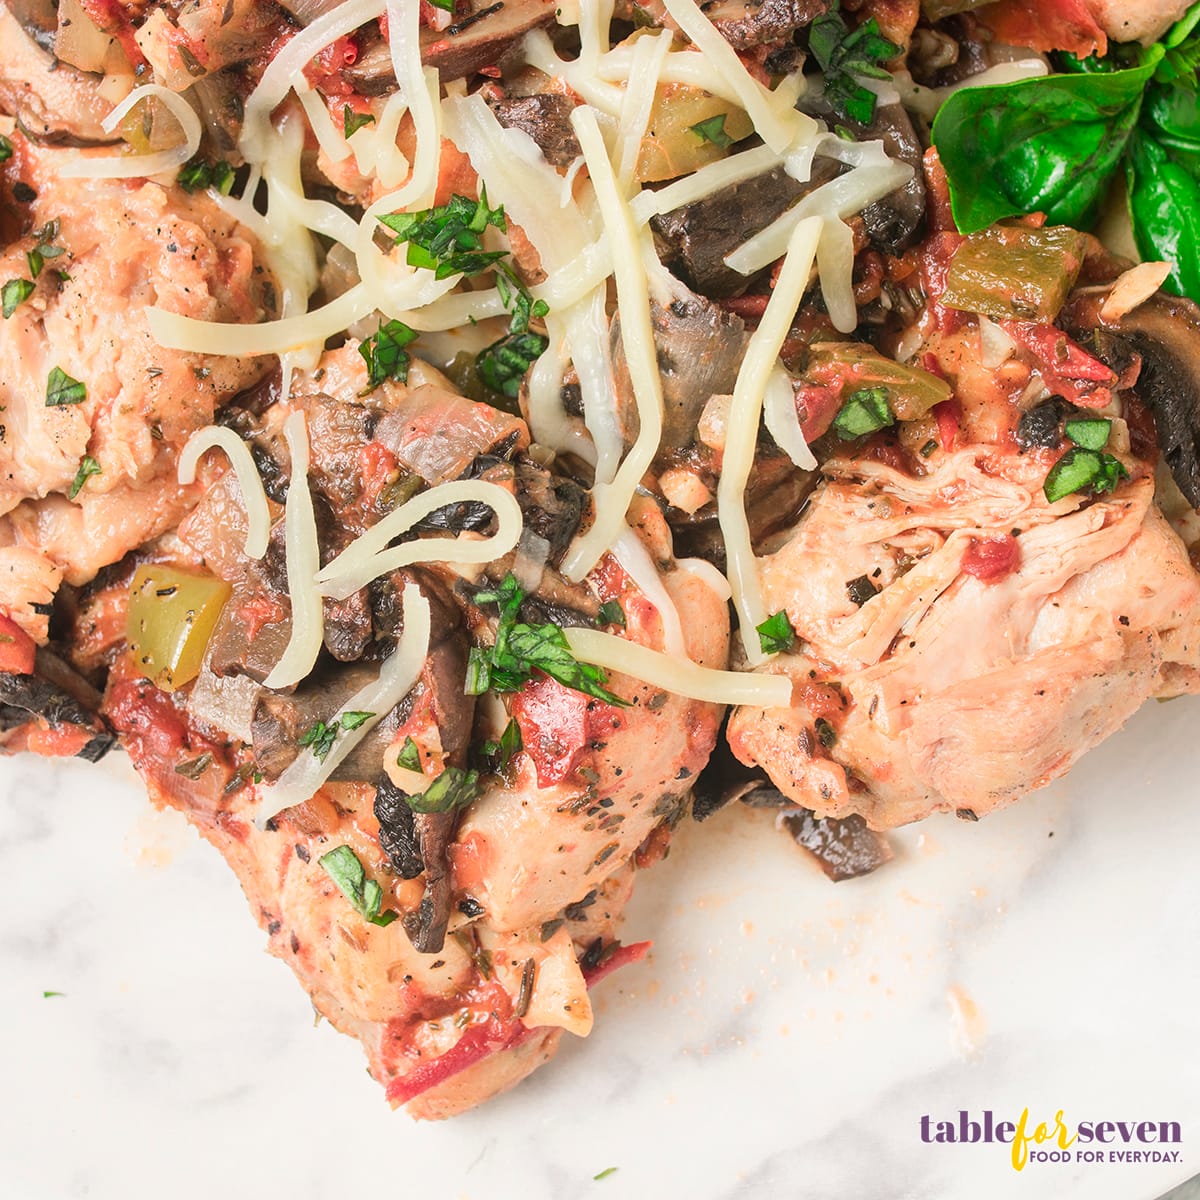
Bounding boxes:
1 696 1197 1200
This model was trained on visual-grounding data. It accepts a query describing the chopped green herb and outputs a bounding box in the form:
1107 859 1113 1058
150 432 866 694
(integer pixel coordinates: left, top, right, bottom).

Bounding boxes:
833 386 893 439
395 735 423 772
46 366 87 407
1043 447 1129 504
919 437 938 457
427 0 454 10
406 766 481 814
359 318 417 390
0 135 12 162
298 710 377 762
25 220 66 281
756 610 796 655
808 10 899 125
1064 416 1112 451
378 190 507 280
343 105 376 138
42 991 64 999
815 717 837 748
318 845 398 927
847 574 879 607
467 573 627 705
67 455 101 500
481 718 523 773
178 158 237 195
689 113 734 148
2 278 34 319
593 1168 619 1181
477 329 549 399
597 600 626 628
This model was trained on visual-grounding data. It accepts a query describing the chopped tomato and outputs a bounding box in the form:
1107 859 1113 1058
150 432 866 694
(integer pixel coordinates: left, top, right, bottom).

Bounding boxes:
0 615 36 675
978 0 1106 59
359 442 398 509
511 673 590 786
25 725 95 757
1002 321 1117 409
961 534 1021 584
795 385 842 443
934 399 962 452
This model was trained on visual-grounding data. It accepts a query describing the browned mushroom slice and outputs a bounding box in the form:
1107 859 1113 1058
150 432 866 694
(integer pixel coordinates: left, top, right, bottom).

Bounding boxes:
488 94 581 168
0 649 114 762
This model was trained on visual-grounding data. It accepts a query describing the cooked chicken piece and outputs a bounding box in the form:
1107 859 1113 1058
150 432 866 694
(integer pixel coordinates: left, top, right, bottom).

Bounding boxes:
95 353 727 1114
1086 0 1194 45
730 446 1200 828
0 133 277 641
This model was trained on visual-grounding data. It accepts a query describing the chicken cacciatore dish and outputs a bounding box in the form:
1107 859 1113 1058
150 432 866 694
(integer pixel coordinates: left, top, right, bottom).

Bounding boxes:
2 0 1199 1117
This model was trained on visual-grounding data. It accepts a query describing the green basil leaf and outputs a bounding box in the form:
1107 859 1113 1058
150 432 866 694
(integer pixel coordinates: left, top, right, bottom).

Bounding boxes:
833 387 893 439
343 106 376 138
0 135 12 162
46 366 87 407
597 600 626 628
932 51 1163 234
318 845 398 927
1064 416 1111 451
1126 130 1200 301
1043 447 1129 503
359 318 417 389
67 455 101 500
395 735 422 772
2 278 34 319
756 610 796 655
406 766 481 814
689 114 733 148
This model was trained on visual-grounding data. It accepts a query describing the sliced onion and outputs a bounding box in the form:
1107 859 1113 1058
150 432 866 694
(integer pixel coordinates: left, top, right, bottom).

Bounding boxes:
178 426 273 559
762 364 816 471
59 84 201 179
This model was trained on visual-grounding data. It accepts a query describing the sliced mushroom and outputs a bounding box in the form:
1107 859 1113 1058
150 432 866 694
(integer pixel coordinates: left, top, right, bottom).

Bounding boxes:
852 103 927 255
611 290 749 452
1064 290 1200 507
488 94 581 169
651 159 841 298
0 649 114 761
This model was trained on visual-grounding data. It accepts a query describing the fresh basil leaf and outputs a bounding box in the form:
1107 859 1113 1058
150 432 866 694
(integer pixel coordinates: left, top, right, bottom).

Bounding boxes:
476 330 549 399
690 114 733 148
67 455 101 500
506 623 625 704
833 386 893 439
343 106 376 138
298 719 338 762
406 766 481 814
396 735 422 772
377 191 506 280
597 600 626 628
46 366 87 407
318 845 398 927
359 318 417 389
339 710 374 731
756 610 796 655
1064 416 1111 451
808 11 899 126
2 278 34 319
932 51 1163 234
1126 129 1200 300
0 135 12 162
1043 447 1129 503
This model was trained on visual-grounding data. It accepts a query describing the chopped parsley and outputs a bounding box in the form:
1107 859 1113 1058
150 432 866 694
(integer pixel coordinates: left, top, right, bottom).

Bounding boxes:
177 157 236 195
318 845 398 927
68 456 101 501
1043 447 1129 504
815 717 837 748
46 366 87 407
466 573 626 705
343 106 376 138
476 265 550 399
597 600 626 628
0 135 12 162
298 710 376 762
378 190 508 279
689 113 734 148
833 386 893 439
593 1168 619 1181
2 278 34 319
405 765 481 813
42 991 65 999
808 8 899 125
396 735 423 772
24 220 66 281
359 318 418 389
756 610 796 655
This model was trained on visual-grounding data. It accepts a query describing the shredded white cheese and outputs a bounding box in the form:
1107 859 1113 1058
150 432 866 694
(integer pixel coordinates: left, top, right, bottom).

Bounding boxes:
59 84 200 179
720 215 823 665
178 427 273 559
564 628 793 707
263 412 326 690
561 106 665 581
762 364 816 473
256 583 432 828
315 479 525 600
